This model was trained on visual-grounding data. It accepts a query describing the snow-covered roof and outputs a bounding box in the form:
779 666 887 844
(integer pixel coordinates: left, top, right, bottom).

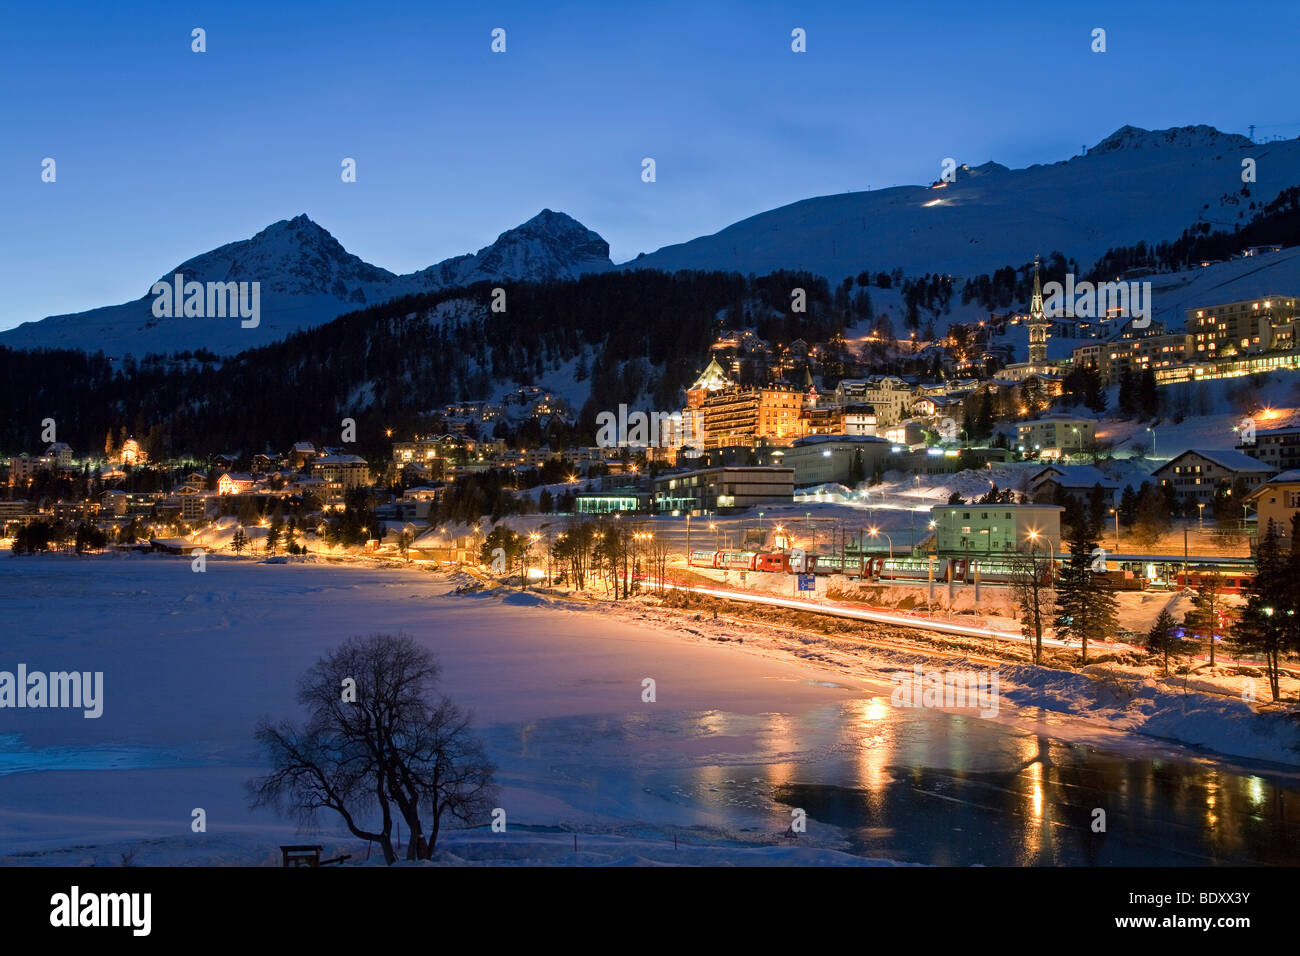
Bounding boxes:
1030 464 1118 488
1156 449 1275 474
790 435 890 447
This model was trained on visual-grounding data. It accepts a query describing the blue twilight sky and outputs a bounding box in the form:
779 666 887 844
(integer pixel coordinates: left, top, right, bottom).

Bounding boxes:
2 0 1298 331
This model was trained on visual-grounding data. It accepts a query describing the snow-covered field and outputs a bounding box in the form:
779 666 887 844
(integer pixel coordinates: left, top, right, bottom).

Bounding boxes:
0 553 895 865
3 553 1298 866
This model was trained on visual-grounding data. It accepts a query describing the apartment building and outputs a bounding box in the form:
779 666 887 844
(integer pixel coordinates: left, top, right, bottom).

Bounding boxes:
1186 296 1299 359
930 503 1064 555
1015 417 1097 456
833 376 915 426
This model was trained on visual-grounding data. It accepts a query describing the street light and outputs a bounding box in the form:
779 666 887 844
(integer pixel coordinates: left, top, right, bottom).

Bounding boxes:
1197 502 1205 532
1109 507 1119 549
869 526 893 561
1026 528 1055 560
1146 426 1157 459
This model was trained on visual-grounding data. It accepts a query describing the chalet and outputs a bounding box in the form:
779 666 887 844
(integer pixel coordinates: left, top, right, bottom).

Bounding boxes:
1030 464 1119 508
217 472 258 495
289 442 318 470
44 442 74 467
1153 449 1276 504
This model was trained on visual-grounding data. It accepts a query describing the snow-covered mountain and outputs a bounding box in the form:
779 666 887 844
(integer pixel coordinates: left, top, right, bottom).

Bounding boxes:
8 124 1299 360
621 125 1300 281
0 209 611 357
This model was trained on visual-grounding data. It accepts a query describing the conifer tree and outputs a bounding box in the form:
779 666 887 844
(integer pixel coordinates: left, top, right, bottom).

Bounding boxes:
1053 514 1119 663
1147 607 1178 676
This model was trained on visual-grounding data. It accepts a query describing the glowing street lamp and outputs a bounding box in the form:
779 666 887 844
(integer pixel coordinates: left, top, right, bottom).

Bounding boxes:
869 526 893 561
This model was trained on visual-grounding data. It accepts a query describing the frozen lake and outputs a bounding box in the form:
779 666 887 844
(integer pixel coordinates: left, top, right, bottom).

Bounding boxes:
1 555 1298 865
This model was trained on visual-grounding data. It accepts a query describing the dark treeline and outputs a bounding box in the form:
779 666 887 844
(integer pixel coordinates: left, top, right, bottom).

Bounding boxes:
0 269 838 461
954 185 1300 314
959 252 1075 313
1086 185 1300 279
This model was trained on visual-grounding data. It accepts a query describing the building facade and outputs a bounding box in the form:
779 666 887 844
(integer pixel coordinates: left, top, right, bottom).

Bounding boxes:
1245 470 1300 536
833 376 915 427
930 503 1064 555
1015 417 1097 456
695 385 806 449
1239 426 1300 473
652 466 794 515
1153 449 1275 503
1187 296 1299 359
775 436 892 487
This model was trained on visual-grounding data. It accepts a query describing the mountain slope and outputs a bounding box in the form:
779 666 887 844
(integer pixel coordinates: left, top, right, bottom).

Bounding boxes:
0 210 612 358
622 125 1300 281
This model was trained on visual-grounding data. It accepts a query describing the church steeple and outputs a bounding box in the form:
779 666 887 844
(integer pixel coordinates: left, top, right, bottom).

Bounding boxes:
1028 255 1048 366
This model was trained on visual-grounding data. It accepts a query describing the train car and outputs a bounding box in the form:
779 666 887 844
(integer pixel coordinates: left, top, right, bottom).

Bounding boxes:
687 550 719 569
807 554 852 576
876 557 947 582
755 552 791 573
1174 569 1252 594
805 553 873 577
953 557 1054 586
809 554 836 575
716 550 759 571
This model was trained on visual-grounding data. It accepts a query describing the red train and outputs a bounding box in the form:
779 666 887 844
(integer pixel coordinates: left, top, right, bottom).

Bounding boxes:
1173 569 1252 594
689 549 798 572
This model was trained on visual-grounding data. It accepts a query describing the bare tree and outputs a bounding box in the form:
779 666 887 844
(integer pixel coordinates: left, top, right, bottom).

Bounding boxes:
649 534 671 593
1009 546 1054 664
248 634 496 864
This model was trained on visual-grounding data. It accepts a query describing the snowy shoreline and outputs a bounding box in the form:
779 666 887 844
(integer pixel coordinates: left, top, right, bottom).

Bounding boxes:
528 578 1300 771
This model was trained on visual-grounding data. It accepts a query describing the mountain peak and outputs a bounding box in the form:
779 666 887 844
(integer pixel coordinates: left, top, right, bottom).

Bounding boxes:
489 209 610 255
472 209 611 278
249 213 335 244
1090 124 1251 155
